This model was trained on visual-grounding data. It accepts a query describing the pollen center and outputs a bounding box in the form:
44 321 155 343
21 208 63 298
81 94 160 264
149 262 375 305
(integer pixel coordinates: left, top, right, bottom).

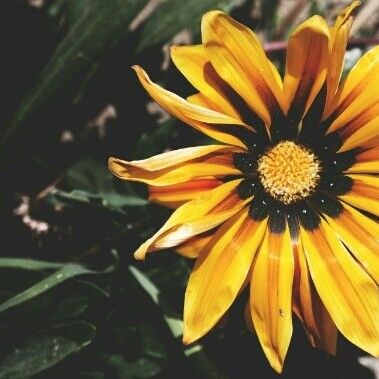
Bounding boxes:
257 141 320 205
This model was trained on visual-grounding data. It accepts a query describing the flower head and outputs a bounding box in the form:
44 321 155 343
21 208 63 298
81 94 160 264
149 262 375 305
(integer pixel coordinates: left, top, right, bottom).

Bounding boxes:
109 1 379 373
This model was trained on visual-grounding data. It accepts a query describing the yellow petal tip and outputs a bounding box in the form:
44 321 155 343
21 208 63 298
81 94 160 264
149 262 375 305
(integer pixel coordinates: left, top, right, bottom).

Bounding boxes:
201 9 228 31
202 9 224 19
266 354 284 374
108 157 130 180
132 65 146 79
108 156 118 171
108 156 120 166
182 333 195 345
133 246 147 261
133 252 145 261
169 45 181 61
170 45 178 53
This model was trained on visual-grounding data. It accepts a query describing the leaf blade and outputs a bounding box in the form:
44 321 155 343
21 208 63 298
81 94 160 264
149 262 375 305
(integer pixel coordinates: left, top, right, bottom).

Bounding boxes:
1 0 148 148
0 322 96 379
0 256 116 314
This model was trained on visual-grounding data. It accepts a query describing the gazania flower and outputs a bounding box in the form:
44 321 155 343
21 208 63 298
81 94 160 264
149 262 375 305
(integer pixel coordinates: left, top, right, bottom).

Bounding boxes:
109 1 379 373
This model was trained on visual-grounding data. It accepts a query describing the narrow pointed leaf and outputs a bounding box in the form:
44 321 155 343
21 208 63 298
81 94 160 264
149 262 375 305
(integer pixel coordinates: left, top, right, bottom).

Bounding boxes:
0 256 117 313
0 322 96 379
1 0 148 148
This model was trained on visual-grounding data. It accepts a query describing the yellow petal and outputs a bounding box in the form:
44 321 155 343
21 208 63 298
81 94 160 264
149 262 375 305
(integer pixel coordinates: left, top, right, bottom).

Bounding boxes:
201 11 284 126
175 231 214 259
331 1 360 37
340 174 379 217
133 65 251 148
347 147 379 173
269 60 284 91
339 115 379 151
324 1 360 117
187 93 222 112
301 220 379 356
134 179 249 260
183 209 266 344
325 203 379 285
250 226 294 373
283 16 330 118
328 45 379 133
171 45 240 119
292 240 337 355
335 95 379 147
108 145 240 186
149 179 223 208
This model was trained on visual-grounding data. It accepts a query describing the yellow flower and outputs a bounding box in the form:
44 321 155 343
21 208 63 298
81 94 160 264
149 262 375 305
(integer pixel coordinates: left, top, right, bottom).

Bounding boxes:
109 1 379 373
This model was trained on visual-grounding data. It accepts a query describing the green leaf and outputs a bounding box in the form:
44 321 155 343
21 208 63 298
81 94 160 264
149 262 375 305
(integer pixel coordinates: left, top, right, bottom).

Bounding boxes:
260 0 280 35
101 354 162 379
75 279 111 298
129 266 183 338
79 372 106 379
1 0 148 148
62 158 147 207
137 0 243 52
133 119 175 159
45 0 91 31
0 258 64 271
48 158 148 211
50 296 90 321
140 325 168 360
65 0 94 29
0 254 117 314
129 266 226 379
0 322 96 379
51 188 148 209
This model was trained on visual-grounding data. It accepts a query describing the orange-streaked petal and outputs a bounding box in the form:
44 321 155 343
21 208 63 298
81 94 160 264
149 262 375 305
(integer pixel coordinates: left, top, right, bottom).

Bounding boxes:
109 145 240 186
171 45 240 119
201 11 284 125
149 179 223 208
324 1 360 117
337 101 379 143
183 209 266 344
325 203 379 285
328 45 379 133
340 174 379 217
134 179 249 260
292 239 337 355
283 16 330 118
301 220 379 357
339 115 379 151
133 65 251 148
347 147 379 173
251 226 294 373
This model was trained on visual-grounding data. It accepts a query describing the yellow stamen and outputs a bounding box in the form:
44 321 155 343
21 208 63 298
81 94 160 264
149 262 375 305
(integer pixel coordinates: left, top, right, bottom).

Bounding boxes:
257 141 321 205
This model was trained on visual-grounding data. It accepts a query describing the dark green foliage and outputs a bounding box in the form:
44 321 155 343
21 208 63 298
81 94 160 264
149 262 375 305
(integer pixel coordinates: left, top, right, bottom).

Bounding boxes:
0 0 375 378
137 0 244 52
1 0 149 149
0 323 96 378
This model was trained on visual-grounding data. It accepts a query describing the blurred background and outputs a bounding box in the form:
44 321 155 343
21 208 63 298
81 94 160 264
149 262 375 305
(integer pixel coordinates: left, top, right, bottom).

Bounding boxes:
0 0 378 378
